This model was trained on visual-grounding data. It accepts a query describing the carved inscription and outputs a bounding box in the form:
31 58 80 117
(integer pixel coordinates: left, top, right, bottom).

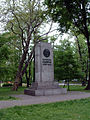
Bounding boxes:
42 59 52 65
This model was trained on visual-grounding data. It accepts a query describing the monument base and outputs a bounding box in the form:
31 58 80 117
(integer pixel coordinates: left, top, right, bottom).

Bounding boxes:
24 82 67 96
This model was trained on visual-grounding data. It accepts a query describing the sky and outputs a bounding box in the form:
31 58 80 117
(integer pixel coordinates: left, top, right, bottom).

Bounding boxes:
0 0 75 44
44 22 75 45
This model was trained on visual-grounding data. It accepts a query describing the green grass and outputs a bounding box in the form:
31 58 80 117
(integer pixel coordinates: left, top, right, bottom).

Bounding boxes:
61 85 90 92
0 87 25 100
0 87 25 96
69 85 88 91
0 96 17 101
66 85 86 91
0 98 90 120
0 85 90 100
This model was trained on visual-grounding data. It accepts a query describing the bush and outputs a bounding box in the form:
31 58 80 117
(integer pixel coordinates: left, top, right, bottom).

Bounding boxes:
2 83 13 87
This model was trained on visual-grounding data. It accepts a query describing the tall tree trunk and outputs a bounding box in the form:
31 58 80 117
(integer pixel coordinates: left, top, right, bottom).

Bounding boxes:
12 35 32 91
12 44 35 91
76 36 82 63
81 1 90 89
33 53 35 82
85 35 90 90
19 77 22 87
85 59 88 81
25 70 29 88
12 49 28 90
29 62 31 85
75 36 86 86
85 57 90 89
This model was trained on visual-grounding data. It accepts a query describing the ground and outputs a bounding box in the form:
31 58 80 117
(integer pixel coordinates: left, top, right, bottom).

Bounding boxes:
0 97 90 120
0 85 90 119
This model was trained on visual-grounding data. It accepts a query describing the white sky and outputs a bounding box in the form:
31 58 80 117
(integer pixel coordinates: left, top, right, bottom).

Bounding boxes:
43 22 75 45
0 0 75 44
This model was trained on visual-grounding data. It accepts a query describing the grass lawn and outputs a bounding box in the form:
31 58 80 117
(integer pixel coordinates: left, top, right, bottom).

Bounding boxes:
0 87 25 100
0 98 90 120
0 85 90 100
61 85 90 92
0 96 17 101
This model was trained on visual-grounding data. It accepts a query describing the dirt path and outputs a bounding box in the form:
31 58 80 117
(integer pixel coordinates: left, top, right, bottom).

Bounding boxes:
0 91 90 109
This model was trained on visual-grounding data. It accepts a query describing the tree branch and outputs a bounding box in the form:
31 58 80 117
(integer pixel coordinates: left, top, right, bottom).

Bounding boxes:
10 22 21 37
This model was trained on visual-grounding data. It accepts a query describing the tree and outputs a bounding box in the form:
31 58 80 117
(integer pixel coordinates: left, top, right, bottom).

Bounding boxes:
45 0 90 89
54 39 81 82
0 33 10 81
0 32 21 83
74 34 88 85
1 0 53 90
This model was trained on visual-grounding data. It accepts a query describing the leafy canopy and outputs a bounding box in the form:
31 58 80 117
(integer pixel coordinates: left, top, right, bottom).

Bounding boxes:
45 0 90 36
54 39 81 81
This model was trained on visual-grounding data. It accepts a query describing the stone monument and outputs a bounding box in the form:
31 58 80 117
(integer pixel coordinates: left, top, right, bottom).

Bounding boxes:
24 42 67 96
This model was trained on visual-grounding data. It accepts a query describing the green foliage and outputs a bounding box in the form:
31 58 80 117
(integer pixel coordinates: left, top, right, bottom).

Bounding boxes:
54 39 82 81
0 98 90 119
0 33 11 81
0 32 21 82
74 34 88 80
2 83 13 87
6 0 46 39
0 33 10 62
45 0 90 34
45 0 90 88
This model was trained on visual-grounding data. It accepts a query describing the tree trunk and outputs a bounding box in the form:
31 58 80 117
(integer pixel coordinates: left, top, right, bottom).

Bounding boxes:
29 62 31 85
19 77 22 87
25 61 32 88
25 70 29 88
33 53 35 82
12 50 28 90
85 59 88 82
75 36 86 86
12 76 20 91
85 57 90 90
76 36 82 63
12 46 35 90
85 35 90 90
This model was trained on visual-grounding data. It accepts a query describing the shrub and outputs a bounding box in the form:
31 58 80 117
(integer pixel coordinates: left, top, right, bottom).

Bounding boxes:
2 83 13 87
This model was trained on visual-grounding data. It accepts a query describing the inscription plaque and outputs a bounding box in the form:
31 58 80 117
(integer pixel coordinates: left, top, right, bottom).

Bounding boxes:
42 59 51 65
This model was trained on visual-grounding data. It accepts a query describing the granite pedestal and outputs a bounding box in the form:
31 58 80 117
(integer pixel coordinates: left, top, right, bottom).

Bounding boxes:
24 42 67 96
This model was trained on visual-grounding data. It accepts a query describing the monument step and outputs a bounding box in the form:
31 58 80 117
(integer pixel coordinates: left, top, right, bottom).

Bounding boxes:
31 82 60 89
24 88 67 96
